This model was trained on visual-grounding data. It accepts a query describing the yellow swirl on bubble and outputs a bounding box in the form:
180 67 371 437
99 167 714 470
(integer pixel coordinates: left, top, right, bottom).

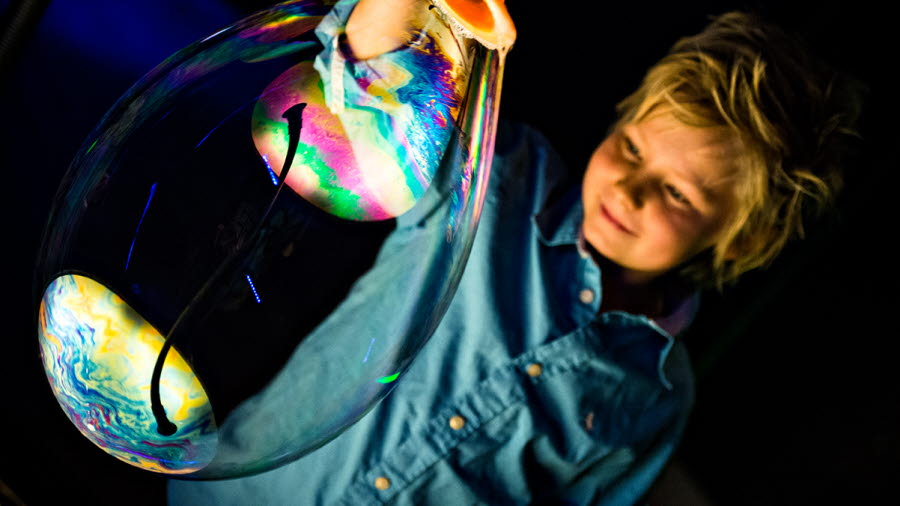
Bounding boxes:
38 274 217 474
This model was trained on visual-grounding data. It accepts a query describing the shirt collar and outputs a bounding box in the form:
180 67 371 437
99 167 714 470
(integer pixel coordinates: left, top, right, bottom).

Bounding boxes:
532 184 583 247
532 182 700 329
652 292 700 337
532 182 699 389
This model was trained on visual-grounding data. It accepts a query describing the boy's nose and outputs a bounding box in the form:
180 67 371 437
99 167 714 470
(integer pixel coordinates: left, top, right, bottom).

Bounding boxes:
615 174 646 209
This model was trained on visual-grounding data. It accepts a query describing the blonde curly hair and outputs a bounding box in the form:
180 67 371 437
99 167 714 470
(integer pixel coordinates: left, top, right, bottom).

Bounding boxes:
615 11 862 288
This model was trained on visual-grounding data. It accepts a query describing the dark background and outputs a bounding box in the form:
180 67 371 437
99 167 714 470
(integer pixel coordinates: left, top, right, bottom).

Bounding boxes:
2 0 896 504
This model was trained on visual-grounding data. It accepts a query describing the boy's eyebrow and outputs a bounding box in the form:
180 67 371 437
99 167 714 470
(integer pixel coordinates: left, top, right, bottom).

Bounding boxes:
686 175 718 204
671 156 732 205
684 167 740 208
626 123 733 206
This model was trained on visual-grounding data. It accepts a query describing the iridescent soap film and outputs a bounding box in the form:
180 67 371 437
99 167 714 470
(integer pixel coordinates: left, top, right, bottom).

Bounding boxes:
36 0 512 478
251 15 469 220
38 274 215 473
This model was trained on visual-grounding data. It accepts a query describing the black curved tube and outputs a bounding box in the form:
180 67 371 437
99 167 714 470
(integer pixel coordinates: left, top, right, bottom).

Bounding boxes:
149 102 307 435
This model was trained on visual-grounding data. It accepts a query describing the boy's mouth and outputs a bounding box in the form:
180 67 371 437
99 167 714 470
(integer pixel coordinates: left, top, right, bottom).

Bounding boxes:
600 204 636 235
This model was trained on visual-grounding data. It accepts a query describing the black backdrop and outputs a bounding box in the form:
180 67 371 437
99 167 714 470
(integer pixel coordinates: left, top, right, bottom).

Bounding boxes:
2 0 896 504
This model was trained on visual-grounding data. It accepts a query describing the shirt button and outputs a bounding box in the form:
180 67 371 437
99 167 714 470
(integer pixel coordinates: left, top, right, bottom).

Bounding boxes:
579 288 595 304
526 363 543 377
448 415 466 430
374 476 391 490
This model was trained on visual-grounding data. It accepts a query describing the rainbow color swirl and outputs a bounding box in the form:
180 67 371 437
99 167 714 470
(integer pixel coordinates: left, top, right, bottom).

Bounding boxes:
38 274 216 473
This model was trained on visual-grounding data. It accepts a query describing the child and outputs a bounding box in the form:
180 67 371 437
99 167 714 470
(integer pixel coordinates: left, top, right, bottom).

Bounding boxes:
169 1 858 503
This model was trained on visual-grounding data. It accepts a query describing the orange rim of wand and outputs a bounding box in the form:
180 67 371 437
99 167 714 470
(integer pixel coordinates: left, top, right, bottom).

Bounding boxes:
432 0 517 51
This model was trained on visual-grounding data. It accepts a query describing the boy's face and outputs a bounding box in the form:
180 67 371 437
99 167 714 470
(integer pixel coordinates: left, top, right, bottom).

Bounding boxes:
581 108 742 284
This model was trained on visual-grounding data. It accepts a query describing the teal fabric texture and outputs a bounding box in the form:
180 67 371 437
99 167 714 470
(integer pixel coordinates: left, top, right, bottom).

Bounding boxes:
169 2 694 502
168 121 694 504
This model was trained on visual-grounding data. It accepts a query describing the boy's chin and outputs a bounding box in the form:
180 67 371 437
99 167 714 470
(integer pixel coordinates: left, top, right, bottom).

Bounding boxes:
580 239 668 286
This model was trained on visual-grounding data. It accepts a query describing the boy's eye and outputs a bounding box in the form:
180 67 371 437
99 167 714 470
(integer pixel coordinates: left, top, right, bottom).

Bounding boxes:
665 184 691 206
623 135 641 159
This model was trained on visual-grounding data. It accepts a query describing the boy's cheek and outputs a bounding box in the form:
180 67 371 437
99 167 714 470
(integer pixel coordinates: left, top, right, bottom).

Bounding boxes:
581 151 614 196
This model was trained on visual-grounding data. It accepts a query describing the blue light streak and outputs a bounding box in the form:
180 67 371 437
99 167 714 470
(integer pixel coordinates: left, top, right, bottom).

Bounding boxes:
125 182 158 270
245 274 262 303
195 104 245 148
261 154 279 186
363 337 375 363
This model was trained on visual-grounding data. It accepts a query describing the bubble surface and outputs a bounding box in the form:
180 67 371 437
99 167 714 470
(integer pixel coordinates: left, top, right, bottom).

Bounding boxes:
38 274 216 473
36 0 509 479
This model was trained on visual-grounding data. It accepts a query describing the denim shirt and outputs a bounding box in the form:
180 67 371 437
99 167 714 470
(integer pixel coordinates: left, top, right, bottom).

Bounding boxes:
169 3 694 502
168 119 695 504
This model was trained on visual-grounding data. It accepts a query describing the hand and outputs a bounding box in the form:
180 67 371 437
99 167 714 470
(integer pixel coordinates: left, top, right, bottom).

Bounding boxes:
345 0 426 59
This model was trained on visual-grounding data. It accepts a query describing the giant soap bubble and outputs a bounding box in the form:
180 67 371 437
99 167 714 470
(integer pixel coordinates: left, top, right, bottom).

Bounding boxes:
35 0 514 479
